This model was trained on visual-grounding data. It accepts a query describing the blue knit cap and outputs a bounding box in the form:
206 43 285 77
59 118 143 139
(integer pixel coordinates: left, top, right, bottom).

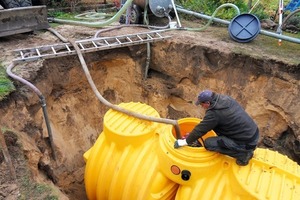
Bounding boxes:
195 90 213 105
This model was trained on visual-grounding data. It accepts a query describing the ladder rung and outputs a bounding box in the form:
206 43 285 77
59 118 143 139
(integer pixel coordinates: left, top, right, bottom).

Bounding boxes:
146 34 153 40
126 37 132 42
51 46 57 54
36 49 41 56
115 38 121 44
65 44 71 52
104 40 110 45
156 32 163 38
92 41 98 48
20 51 24 59
78 43 85 50
136 35 143 41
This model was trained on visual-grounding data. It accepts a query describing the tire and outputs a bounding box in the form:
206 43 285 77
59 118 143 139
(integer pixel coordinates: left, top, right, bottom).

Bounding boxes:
0 0 32 8
119 4 142 24
130 4 142 24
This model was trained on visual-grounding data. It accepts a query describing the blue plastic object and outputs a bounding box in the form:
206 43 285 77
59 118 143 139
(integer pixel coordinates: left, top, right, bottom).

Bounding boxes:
228 13 261 43
285 0 300 12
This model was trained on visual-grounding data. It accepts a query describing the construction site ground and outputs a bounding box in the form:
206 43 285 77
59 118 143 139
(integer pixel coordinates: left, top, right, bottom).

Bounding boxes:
1 17 300 199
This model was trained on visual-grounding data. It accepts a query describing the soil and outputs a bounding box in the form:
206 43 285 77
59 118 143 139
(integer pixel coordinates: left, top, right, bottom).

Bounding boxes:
0 16 300 199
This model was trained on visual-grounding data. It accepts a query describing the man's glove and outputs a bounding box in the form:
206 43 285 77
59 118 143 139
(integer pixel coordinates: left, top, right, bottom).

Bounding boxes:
174 139 188 148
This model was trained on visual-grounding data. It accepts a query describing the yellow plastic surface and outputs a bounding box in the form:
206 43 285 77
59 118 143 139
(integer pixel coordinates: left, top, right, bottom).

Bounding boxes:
84 102 300 200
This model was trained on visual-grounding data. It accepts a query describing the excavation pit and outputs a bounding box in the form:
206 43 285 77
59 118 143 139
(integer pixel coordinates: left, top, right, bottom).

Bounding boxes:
0 24 300 199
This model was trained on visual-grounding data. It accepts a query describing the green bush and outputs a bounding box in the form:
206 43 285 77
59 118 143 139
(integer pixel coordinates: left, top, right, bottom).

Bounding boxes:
176 0 285 20
250 4 269 20
0 64 15 100
176 0 248 20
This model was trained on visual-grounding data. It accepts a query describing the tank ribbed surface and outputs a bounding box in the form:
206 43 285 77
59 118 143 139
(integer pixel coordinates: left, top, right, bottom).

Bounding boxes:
84 102 300 200
233 148 300 199
104 102 160 136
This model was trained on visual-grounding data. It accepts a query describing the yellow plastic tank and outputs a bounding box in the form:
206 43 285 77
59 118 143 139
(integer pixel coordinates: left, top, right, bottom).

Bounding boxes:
84 102 300 200
84 102 178 200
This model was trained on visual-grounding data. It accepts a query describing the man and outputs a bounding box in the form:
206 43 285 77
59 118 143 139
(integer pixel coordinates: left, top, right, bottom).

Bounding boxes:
174 89 259 166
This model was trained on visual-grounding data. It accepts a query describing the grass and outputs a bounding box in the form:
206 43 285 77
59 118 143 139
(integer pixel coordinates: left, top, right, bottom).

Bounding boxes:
232 32 300 65
49 11 79 20
0 63 15 100
18 175 59 200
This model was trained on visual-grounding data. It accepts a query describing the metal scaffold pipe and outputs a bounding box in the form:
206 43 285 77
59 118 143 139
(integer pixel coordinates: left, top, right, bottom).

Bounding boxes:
176 6 300 44
176 6 232 25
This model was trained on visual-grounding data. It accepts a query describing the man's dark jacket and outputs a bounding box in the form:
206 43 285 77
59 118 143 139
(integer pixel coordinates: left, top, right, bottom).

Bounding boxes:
186 93 258 145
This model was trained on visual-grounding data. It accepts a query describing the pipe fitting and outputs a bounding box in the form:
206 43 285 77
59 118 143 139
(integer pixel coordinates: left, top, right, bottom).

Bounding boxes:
181 170 191 181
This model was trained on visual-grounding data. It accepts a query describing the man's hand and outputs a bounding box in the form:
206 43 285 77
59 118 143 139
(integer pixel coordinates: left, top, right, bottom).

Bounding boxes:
174 139 188 148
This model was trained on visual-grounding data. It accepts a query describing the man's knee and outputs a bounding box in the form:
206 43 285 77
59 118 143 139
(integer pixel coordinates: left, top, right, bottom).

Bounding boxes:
204 137 219 151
